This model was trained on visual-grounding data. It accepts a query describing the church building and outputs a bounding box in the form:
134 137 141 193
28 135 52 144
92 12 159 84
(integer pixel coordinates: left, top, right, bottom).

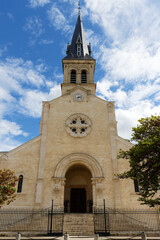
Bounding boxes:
1 10 146 213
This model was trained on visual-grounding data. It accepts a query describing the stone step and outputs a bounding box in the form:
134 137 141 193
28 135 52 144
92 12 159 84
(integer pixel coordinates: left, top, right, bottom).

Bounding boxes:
63 213 94 236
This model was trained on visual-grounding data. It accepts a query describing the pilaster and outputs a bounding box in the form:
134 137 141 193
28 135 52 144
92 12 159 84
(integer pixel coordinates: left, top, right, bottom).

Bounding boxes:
107 102 121 208
52 177 66 208
35 102 50 205
91 177 104 207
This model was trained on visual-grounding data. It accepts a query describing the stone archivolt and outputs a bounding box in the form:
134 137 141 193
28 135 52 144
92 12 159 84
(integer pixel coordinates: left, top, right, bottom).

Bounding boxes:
53 153 105 207
54 153 104 178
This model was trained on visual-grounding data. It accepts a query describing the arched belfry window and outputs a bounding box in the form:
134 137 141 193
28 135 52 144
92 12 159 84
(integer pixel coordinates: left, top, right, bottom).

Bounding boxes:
81 70 87 83
17 175 23 193
70 70 76 83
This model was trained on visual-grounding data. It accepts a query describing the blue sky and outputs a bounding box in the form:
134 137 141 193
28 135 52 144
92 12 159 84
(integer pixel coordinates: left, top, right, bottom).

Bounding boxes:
0 0 160 151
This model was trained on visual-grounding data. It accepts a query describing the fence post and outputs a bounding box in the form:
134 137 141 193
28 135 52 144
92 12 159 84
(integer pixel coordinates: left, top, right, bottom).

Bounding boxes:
141 232 147 240
103 199 107 235
16 232 21 240
64 232 69 240
50 199 54 234
94 234 99 240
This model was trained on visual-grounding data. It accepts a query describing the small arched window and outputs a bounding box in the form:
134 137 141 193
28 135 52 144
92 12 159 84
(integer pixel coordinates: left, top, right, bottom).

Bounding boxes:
17 175 23 193
70 70 76 83
134 179 139 192
81 70 87 83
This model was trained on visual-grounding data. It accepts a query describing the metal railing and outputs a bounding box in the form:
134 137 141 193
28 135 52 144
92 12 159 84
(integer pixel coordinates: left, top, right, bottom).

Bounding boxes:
0 201 159 236
93 202 160 236
0 202 64 235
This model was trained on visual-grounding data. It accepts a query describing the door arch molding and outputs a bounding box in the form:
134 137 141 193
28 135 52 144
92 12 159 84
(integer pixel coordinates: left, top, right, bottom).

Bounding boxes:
54 153 104 178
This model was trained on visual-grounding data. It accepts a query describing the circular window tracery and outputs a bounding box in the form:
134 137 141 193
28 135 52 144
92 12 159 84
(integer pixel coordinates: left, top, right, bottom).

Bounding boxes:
65 113 92 137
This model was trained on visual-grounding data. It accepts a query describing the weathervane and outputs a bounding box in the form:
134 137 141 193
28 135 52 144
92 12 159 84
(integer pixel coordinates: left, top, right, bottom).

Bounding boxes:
78 1 81 15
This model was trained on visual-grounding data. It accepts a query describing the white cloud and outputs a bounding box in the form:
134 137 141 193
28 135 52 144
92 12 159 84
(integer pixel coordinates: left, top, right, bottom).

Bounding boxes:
48 4 72 34
24 16 44 45
100 38 160 83
0 119 27 137
97 79 112 96
0 119 28 151
19 84 61 117
0 58 47 92
97 80 160 109
0 87 15 102
0 45 8 57
83 0 160 139
0 137 22 152
0 57 61 119
84 0 160 83
39 39 54 45
0 56 62 150
0 57 54 117
85 0 160 42
7 13 14 20
97 78 160 139
29 0 50 8
19 90 46 117
85 28 103 56
116 102 160 140
24 16 44 37
127 83 160 107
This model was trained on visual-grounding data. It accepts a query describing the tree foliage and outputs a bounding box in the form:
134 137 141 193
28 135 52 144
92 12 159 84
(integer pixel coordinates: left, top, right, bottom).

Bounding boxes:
118 115 160 207
0 169 18 207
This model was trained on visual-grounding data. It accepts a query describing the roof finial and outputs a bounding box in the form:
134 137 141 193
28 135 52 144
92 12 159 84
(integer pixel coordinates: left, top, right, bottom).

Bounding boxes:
78 1 81 15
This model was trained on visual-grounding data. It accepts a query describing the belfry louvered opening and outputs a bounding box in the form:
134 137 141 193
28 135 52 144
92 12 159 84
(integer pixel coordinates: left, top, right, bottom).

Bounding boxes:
70 70 76 83
81 70 87 83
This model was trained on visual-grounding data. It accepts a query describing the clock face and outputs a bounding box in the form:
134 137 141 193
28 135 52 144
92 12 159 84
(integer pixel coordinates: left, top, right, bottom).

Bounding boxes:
74 94 83 101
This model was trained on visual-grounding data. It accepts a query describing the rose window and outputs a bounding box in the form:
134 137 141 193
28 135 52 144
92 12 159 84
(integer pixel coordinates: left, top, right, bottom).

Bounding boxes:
65 113 92 137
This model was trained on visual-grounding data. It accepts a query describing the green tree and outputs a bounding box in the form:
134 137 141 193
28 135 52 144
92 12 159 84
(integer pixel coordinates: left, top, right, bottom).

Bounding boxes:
118 115 160 207
0 169 18 207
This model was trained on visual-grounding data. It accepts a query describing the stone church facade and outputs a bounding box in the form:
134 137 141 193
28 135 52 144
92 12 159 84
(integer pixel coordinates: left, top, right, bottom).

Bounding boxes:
0 12 145 212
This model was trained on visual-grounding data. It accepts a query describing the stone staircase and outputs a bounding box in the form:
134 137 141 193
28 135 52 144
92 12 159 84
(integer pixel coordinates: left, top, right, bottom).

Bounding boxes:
63 213 94 236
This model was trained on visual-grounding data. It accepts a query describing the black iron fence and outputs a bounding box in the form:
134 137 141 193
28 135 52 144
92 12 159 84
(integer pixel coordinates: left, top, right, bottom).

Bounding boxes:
94 206 160 236
47 203 64 236
0 205 159 236
0 208 64 235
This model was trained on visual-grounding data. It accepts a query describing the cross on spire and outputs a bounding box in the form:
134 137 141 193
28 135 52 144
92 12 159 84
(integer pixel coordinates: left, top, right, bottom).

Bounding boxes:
78 1 81 15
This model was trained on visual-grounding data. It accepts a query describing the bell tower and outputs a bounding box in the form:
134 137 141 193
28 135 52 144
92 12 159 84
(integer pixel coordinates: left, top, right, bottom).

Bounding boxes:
61 7 96 95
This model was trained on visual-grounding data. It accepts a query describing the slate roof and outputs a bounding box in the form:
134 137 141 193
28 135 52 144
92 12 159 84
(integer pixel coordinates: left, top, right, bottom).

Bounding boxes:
63 13 94 60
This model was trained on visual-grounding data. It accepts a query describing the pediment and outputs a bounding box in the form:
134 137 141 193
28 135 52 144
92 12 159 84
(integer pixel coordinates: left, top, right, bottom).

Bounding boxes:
66 85 91 95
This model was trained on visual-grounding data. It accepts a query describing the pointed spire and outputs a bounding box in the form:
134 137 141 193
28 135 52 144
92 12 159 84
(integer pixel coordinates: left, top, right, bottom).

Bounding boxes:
78 1 81 16
64 3 93 60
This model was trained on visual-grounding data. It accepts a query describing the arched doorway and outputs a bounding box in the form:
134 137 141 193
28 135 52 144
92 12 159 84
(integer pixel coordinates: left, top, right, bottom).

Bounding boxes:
53 153 104 210
64 164 92 213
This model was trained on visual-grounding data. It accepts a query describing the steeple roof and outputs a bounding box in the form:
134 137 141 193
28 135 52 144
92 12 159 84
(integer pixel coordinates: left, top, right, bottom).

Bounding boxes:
63 13 94 60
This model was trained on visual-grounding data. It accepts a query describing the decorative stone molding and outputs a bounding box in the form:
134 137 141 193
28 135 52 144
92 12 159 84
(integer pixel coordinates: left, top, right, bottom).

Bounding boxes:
54 153 104 178
107 102 115 110
91 177 104 192
0 154 8 161
66 85 91 95
52 177 66 192
65 113 92 138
